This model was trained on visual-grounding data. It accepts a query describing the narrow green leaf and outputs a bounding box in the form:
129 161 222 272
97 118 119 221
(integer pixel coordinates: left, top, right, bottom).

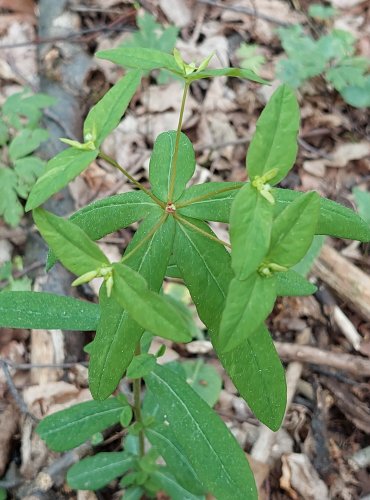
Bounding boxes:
219 274 276 352
84 70 142 146
0 291 99 330
174 218 233 333
217 325 286 431
276 270 317 296
293 235 325 277
177 182 242 222
174 221 286 430
150 469 205 500
36 398 124 451
182 360 222 407
126 354 157 379
120 406 133 427
112 262 192 343
33 208 109 276
247 84 300 185
89 211 175 400
67 452 133 490
47 190 155 270
187 67 269 84
268 191 320 268
9 128 49 161
230 183 274 279
96 47 181 74
353 187 370 225
25 148 98 211
275 188 370 242
123 487 144 499
145 364 257 500
149 131 195 202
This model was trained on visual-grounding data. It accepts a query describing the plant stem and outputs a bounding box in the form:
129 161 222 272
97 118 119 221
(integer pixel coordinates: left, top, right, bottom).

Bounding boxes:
98 151 166 208
133 343 145 457
167 82 190 202
176 185 242 209
121 213 168 263
174 213 231 248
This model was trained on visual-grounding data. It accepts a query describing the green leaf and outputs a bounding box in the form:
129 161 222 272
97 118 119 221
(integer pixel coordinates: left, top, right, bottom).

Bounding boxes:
127 354 157 379
267 192 320 268
67 452 133 490
14 157 45 199
0 487 5 500
353 187 370 225
217 325 286 431
186 67 268 84
293 235 325 277
123 487 144 499
26 148 98 211
0 167 23 226
230 183 274 279
340 76 370 108
276 270 317 296
219 274 276 352
89 211 175 400
149 131 195 202
33 208 109 276
0 118 9 146
47 190 154 270
112 262 192 343
177 182 242 222
173 221 286 430
247 84 300 185
36 398 124 451
120 406 133 427
308 4 336 20
84 70 142 147
275 188 370 242
0 291 99 330
96 47 181 74
145 364 257 499
125 12 178 51
174 217 233 333
236 43 266 74
8 128 49 162
182 360 222 407
150 469 205 500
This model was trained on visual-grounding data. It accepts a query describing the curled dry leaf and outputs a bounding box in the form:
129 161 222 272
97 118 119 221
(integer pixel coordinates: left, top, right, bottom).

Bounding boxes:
281 453 329 500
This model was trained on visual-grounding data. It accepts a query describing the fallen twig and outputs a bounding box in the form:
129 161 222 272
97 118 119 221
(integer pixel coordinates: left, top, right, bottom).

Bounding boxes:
197 0 292 27
275 342 370 376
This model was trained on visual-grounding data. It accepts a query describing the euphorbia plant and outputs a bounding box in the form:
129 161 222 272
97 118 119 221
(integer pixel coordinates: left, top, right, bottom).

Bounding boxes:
1 47 369 498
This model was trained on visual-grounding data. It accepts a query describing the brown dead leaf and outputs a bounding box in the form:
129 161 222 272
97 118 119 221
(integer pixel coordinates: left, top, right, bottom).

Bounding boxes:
281 453 329 500
0 403 19 475
159 0 192 27
23 381 79 416
326 141 370 168
0 0 35 15
330 0 365 7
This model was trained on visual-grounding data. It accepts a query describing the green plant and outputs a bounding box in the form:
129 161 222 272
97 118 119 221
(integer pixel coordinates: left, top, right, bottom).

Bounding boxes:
353 187 370 226
277 23 370 107
0 47 369 498
236 43 266 74
0 257 31 292
0 89 55 226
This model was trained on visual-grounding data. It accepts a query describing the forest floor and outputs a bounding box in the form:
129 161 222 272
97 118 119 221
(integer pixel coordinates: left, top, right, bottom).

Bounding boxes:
0 0 369 499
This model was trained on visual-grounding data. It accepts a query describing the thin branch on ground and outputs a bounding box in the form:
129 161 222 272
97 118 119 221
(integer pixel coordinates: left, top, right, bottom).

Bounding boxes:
197 0 292 27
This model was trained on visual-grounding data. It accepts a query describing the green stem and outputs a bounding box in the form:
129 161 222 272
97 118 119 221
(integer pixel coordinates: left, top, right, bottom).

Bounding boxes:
99 151 165 208
176 185 242 209
167 82 190 202
121 213 168 263
133 343 145 457
174 213 231 248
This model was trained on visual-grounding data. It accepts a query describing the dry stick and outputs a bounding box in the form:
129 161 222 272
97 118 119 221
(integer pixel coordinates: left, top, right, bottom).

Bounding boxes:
316 286 363 351
274 342 370 376
0 359 38 421
313 244 370 323
197 0 292 27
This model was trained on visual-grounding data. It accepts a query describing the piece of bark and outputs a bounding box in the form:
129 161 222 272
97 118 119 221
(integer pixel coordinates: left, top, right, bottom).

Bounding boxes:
0 403 19 476
313 244 370 323
275 342 370 376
